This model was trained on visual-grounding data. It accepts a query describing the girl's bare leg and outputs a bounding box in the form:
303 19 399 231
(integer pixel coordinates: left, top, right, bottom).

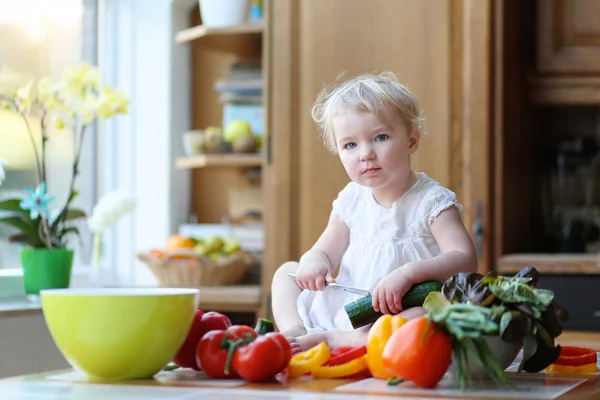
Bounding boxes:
271 261 307 337
292 306 426 352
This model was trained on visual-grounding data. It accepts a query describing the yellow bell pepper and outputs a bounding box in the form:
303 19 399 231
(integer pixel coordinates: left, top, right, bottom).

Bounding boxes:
545 363 598 374
366 314 407 379
311 355 368 379
288 341 331 378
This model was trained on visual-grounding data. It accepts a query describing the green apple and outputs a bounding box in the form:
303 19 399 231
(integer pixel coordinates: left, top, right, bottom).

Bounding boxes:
203 236 224 253
194 243 208 255
224 120 253 143
222 237 241 254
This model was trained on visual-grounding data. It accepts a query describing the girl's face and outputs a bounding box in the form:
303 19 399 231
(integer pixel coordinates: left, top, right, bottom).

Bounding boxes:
333 107 420 191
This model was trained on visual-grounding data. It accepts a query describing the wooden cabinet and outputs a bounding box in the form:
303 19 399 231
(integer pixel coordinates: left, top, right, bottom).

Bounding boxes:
531 0 600 104
536 0 600 75
494 1 600 333
262 0 493 317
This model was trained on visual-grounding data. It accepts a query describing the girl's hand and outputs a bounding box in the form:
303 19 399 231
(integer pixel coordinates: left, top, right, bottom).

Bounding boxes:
295 263 334 291
372 269 414 315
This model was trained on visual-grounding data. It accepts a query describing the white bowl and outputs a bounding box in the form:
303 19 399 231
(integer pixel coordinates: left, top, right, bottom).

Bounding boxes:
446 335 522 380
199 0 249 27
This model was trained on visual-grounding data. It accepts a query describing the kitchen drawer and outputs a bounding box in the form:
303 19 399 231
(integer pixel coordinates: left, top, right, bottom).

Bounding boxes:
538 275 600 332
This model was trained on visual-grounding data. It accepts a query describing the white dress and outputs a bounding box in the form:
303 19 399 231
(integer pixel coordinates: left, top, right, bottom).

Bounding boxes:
297 172 462 333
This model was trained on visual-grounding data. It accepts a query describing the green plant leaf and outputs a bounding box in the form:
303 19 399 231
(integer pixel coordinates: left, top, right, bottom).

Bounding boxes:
57 226 81 242
8 233 44 247
0 198 24 212
51 190 79 231
0 216 40 237
65 208 87 221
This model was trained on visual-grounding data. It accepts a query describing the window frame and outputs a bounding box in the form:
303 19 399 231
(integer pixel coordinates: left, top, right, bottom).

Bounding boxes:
0 0 99 295
1 0 193 296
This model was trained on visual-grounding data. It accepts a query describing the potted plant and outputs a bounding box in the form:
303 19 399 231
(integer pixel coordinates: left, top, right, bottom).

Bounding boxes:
0 63 129 300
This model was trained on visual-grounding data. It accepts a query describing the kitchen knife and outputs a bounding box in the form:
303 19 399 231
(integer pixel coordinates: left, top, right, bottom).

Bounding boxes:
288 273 370 297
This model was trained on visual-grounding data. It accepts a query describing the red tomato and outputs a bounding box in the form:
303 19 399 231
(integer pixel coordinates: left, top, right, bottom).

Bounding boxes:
172 311 232 370
196 325 258 378
232 332 292 382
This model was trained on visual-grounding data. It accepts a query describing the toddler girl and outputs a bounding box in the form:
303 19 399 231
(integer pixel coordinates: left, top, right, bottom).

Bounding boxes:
271 72 478 353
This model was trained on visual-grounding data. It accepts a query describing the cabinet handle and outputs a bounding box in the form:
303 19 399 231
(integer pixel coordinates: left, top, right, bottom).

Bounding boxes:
266 134 272 165
472 200 484 260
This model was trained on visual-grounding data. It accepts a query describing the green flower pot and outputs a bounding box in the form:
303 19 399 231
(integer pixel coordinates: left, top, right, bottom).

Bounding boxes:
20 248 74 302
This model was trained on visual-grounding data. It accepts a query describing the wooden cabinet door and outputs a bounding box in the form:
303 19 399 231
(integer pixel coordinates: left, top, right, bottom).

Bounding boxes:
537 0 600 75
263 0 494 315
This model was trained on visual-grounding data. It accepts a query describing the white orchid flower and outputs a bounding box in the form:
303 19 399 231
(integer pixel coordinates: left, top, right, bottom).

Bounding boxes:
0 157 8 187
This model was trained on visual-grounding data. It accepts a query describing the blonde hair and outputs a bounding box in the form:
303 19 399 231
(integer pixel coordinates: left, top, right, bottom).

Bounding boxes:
311 72 426 153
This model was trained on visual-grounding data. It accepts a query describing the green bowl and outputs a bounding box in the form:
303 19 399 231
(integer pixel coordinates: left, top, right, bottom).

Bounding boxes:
41 288 199 381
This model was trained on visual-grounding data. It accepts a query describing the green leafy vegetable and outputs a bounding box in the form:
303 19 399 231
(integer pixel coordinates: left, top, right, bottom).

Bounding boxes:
427 266 569 387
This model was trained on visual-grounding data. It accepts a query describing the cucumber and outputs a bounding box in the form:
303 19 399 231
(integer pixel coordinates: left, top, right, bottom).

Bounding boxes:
344 280 443 329
254 318 276 335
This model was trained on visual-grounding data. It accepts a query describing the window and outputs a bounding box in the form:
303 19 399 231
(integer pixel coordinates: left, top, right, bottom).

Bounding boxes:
0 0 98 269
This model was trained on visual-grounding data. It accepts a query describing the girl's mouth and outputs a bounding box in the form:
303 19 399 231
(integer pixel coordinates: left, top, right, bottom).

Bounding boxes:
363 168 381 175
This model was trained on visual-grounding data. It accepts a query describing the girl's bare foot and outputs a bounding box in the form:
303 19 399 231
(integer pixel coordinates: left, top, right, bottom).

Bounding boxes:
286 337 303 355
294 332 329 352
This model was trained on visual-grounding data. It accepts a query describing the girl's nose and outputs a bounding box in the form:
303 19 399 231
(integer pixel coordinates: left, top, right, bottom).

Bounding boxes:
360 146 375 161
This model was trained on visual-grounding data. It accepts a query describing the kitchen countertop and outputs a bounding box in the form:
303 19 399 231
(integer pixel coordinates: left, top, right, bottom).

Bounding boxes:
0 363 598 400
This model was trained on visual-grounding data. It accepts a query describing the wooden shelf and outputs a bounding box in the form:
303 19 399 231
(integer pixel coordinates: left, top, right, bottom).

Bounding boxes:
176 153 263 169
527 73 600 105
196 285 261 313
175 22 264 43
497 254 600 275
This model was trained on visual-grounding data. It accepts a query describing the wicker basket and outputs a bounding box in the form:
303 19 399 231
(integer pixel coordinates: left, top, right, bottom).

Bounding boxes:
138 249 257 287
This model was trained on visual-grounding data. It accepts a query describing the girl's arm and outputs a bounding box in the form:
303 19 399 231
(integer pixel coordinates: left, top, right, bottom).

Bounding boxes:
296 211 350 290
405 207 478 284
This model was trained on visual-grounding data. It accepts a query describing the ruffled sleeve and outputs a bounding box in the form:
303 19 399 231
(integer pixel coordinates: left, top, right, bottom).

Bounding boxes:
420 185 463 226
332 182 360 227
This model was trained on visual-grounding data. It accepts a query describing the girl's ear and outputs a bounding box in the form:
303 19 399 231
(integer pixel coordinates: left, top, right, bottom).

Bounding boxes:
408 130 421 154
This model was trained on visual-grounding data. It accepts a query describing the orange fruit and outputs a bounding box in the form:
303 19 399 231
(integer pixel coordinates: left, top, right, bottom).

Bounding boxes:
150 248 164 258
164 235 196 251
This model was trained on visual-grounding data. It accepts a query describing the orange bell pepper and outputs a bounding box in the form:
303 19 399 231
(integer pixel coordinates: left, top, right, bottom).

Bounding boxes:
382 316 452 388
288 342 331 378
366 314 407 379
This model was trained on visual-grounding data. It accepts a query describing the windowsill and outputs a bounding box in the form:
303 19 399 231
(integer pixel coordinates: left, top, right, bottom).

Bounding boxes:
0 298 43 316
0 265 97 316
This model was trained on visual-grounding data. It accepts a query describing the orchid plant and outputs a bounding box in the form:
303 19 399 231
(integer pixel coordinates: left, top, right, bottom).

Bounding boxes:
0 63 129 249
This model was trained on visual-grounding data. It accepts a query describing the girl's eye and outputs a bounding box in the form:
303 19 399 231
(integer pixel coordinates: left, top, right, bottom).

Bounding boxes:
375 134 389 142
345 142 357 149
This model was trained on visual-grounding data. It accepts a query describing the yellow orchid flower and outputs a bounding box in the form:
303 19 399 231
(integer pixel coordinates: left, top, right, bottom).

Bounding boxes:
53 117 66 130
38 78 63 111
112 89 130 114
61 62 100 98
95 86 130 118
14 83 33 113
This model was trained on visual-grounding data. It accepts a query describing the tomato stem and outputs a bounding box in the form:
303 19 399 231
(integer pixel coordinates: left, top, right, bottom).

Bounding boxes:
223 334 256 375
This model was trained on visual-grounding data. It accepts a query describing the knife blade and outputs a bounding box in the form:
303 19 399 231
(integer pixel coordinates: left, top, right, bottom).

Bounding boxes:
288 273 370 297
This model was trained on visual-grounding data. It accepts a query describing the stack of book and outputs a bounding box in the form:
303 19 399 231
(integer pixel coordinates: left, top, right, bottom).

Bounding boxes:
214 60 264 137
